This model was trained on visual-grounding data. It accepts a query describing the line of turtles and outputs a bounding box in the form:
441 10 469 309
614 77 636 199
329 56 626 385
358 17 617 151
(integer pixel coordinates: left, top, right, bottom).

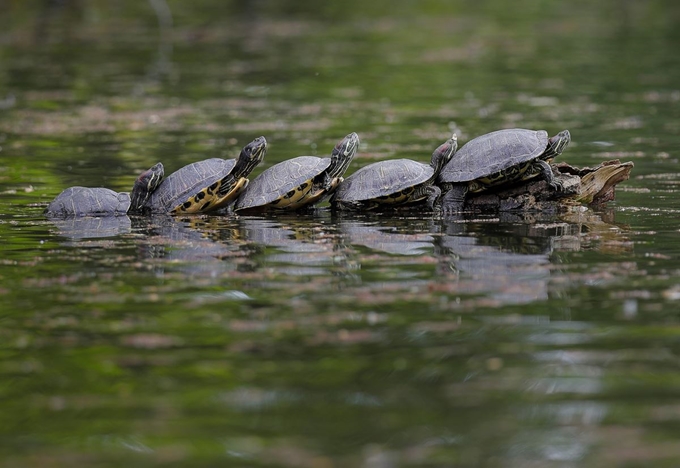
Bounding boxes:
45 128 572 218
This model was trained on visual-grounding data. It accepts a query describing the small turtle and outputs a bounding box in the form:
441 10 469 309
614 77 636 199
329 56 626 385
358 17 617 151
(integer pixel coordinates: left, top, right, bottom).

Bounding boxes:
145 136 267 214
45 162 164 218
331 135 457 211
234 132 359 213
437 128 571 213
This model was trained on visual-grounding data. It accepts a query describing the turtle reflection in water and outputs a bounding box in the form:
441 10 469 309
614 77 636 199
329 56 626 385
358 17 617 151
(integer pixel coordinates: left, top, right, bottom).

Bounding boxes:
437 128 571 214
340 220 436 256
241 218 343 276
331 134 457 211
436 220 563 305
235 132 359 213
45 162 164 218
47 216 134 240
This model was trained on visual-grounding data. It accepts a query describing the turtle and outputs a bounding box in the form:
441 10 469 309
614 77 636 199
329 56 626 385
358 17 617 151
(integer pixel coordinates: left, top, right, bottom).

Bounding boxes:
145 136 267 214
437 128 571 213
234 132 359 213
45 162 164 218
331 134 458 211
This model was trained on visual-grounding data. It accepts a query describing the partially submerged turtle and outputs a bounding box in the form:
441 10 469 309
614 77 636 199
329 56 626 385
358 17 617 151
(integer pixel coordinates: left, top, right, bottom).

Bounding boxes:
45 162 164 218
145 136 267 214
331 135 457 211
437 128 571 213
234 132 359 213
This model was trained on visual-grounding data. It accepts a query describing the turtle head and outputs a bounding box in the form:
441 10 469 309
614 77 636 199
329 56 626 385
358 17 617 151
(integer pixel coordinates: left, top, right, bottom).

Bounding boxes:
232 136 267 178
430 134 458 174
545 129 571 158
129 162 164 212
328 132 360 178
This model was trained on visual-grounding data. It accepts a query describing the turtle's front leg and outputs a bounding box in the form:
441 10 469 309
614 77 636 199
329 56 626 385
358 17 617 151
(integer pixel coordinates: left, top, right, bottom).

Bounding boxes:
320 172 335 192
440 183 468 215
425 185 442 211
535 159 564 192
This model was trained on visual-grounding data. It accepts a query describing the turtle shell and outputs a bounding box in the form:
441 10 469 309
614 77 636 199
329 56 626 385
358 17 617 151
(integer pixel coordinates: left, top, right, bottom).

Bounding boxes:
45 187 131 218
438 129 549 183
147 158 235 213
234 156 331 211
333 159 433 202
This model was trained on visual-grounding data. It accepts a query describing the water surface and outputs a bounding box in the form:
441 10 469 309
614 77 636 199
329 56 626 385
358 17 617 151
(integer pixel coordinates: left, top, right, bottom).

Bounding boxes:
1 1 680 466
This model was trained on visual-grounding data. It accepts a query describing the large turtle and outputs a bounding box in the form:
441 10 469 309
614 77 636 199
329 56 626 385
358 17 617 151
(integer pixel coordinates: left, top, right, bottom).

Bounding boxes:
234 132 359 213
145 136 267 214
331 135 457 211
45 162 164 218
437 128 571 213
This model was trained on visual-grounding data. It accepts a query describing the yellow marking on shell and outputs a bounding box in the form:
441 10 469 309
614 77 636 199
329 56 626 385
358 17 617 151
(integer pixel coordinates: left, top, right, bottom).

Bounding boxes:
269 179 314 209
468 161 534 193
298 177 342 208
264 175 342 212
171 177 249 214
375 186 416 204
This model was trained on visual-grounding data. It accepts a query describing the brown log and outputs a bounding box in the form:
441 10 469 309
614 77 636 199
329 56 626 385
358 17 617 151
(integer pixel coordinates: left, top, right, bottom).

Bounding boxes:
463 160 634 213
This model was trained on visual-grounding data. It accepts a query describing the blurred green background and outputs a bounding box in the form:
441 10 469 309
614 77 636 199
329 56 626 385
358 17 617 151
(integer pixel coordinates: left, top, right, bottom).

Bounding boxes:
1 1 680 467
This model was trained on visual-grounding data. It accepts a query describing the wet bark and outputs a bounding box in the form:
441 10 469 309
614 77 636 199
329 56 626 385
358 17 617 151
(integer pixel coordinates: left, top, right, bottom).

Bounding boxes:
463 160 634 213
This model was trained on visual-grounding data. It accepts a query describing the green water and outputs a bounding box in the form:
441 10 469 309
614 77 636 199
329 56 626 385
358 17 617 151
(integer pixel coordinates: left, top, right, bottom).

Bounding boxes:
1 1 680 466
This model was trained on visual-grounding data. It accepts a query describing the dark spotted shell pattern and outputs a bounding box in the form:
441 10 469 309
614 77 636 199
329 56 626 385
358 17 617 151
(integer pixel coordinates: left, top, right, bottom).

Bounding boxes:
234 156 331 210
333 159 433 202
147 158 235 213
